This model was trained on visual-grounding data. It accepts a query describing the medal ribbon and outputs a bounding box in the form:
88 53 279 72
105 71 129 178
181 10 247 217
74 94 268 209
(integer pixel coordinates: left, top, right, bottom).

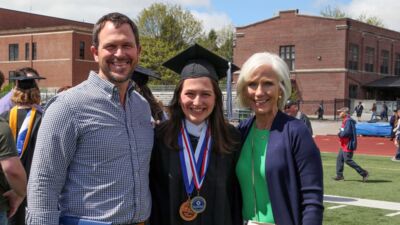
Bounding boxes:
179 120 212 195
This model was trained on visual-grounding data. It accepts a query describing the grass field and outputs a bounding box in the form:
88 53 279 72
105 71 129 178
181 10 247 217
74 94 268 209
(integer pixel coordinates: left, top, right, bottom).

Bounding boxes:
322 152 400 224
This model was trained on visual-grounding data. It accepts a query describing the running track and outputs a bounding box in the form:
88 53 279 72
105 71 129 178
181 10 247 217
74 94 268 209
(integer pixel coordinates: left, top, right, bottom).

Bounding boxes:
314 135 395 157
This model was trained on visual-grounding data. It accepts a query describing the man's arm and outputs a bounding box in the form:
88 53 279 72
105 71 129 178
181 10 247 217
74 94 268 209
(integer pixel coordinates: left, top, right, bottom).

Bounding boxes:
0 156 27 217
26 95 78 225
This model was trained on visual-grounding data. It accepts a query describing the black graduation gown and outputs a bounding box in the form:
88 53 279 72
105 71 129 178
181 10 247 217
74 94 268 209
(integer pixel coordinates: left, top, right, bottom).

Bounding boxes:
1 108 42 225
150 124 242 225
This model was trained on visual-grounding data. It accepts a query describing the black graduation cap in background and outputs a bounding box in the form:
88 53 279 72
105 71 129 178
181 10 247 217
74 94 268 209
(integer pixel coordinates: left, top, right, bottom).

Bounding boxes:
9 70 46 90
162 43 240 81
131 65 161 87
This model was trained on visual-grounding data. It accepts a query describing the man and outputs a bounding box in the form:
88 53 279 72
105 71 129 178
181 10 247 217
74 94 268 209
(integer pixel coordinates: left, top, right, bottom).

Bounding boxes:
333 107 369 182
389 108 398 141
0 70 27 225
381 102 388 121
354 101 364 122
27 13 153 225
284 100 313 135
315 101 324 120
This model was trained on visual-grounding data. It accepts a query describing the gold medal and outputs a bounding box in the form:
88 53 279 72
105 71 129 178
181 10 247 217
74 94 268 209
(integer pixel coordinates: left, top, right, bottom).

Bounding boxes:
179 199 198 221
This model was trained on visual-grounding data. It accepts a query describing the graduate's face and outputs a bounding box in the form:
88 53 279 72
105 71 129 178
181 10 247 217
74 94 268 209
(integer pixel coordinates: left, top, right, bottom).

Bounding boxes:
91 21 140 86
179 77 216 125
245 64 281 117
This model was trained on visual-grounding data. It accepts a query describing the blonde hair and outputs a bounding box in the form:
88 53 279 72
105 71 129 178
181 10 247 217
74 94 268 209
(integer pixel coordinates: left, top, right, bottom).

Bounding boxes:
11 87 41 106
236 52 291 110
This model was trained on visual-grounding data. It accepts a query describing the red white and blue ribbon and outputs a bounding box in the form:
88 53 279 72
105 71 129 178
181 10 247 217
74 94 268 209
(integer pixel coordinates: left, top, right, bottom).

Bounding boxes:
179 120 212 195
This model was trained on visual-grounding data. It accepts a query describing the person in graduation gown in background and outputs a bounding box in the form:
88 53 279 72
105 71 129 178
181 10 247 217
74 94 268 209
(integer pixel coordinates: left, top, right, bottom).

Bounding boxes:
235 52 324 225
131 66 169 123
150 43 242 225
1 67 44 225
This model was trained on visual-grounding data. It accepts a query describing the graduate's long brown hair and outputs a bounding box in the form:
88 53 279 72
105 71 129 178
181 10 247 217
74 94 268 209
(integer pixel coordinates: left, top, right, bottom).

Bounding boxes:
159 77 237 154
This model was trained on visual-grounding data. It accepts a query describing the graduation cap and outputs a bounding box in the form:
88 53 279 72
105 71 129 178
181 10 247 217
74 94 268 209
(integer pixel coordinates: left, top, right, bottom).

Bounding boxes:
9 70 46 90
131 65 160 86
162 43 239 81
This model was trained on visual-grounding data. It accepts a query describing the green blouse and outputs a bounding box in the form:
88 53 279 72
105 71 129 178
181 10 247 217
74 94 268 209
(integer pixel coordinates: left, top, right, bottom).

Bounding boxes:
236 123 274 223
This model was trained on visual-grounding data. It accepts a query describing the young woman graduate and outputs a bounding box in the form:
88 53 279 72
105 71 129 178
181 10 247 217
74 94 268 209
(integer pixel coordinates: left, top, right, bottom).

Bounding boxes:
149 43 242 225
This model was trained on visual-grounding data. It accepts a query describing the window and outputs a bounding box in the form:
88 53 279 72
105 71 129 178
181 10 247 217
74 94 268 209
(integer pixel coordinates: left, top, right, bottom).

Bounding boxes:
279 45 295 70
395 53 400 75
349 84 358 99
79 41 85 59
32 42 37 60
365 47 374 72
9 44 19 61
348 44 359 70
25 43 30 60
380 50 389 74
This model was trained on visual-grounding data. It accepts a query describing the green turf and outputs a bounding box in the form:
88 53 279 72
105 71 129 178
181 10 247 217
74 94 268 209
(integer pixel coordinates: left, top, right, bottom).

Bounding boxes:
322 152 400 224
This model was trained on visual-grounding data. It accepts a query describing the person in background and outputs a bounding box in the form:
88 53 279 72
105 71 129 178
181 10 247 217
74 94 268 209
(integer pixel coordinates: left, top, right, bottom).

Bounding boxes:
354 101 364 122
0 68 44 225
0 71 27 225
315 101 324 120
284 100 313 135
391 108 400 161
389 108 398 141
150 43 242 225
333 107 369 182
236 52 324 225
370 103 377 121
381 102 388 121
0 68 45 114
56 85 72 94
132 66 168 123
27 12 153 225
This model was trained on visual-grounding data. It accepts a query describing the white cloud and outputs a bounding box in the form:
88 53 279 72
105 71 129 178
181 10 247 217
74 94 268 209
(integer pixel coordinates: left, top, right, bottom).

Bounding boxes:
191 10 233 32
342 0 400 31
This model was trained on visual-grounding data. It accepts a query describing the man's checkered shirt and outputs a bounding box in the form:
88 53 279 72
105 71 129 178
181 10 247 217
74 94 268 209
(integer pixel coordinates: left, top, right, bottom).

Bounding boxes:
26 72 154 225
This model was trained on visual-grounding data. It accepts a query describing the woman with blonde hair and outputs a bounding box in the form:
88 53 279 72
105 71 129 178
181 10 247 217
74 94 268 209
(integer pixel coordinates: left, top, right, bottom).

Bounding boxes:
236 52 324 225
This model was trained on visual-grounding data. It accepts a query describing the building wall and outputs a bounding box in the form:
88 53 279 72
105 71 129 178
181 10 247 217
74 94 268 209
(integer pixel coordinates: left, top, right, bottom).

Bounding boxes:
0 8 92 30
234 10 348 102
234 10 400 104
0 29 97 88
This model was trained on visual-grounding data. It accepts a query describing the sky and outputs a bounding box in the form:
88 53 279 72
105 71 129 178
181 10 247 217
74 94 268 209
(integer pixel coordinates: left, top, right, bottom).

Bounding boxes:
1 0 400 32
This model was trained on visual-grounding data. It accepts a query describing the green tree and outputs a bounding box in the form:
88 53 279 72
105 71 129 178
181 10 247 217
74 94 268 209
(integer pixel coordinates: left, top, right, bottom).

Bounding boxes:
320 5 347 18
136 3 205 84
320 5 385 28
357 13 385 28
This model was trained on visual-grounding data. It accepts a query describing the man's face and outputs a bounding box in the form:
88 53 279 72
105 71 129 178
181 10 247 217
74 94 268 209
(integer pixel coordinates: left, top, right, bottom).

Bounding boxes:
339 111 347 119
91 21 140 86
285 104 298 117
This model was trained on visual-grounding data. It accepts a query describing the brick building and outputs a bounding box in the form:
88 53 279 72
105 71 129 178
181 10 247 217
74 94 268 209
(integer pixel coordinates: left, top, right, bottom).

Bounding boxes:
234 9 400 113
0 8 97 89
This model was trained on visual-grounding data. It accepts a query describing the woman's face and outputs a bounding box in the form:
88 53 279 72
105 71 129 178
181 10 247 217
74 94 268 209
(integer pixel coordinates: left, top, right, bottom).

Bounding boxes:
179 77 216 125
245 64 281 117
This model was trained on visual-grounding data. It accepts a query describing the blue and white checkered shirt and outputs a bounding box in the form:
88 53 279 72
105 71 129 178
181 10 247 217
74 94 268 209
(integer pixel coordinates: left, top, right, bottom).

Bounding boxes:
26 71 154 225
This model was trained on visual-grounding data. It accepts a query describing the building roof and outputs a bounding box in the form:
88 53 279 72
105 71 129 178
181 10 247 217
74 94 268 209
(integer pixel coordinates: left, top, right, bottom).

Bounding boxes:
364 76 400 88
0 7 93 31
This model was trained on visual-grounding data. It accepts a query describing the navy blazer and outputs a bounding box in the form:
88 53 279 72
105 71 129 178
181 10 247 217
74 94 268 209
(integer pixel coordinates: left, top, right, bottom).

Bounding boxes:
237 111 324 225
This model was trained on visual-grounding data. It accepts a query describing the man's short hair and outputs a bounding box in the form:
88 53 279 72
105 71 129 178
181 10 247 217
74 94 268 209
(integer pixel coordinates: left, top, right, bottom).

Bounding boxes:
285 100 297 109
92 12 140 49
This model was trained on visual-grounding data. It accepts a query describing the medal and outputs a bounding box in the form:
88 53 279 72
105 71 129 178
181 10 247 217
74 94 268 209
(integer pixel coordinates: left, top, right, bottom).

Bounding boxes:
190 195 207 213
178 120 212 219
179 199 197 221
